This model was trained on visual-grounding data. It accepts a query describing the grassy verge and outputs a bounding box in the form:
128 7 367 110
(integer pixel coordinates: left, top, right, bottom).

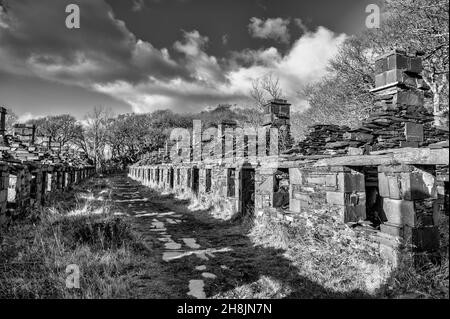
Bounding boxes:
243 208 449 299
0 178 151 299
244 209 391 296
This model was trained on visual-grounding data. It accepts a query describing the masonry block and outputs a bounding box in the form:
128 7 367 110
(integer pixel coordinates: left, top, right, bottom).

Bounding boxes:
403 171 437 200
336 204 366 223
378 170 436 200
378 172 390 198
337 172 365 192
412 227 440 252
325 174 337 187
386 69 403 85
387 174 402 199
404 122 424 142
289 168 302 184
192 120 202 162
257 127 268 157
394 90 424 107
375 72 386 88
224 127 234 161
380 222 405 237
269 128 279 156
235 127 244 159
326 191 366 206
306 174 328 186
246 129 257 157
382 198 416 227
400 141 419 148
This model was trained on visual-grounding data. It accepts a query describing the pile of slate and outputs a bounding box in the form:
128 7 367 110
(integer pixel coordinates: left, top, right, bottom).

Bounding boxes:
423 123 449 146
0 134 90 167
293 124 351 155
345 97 448 151
288 98 448 156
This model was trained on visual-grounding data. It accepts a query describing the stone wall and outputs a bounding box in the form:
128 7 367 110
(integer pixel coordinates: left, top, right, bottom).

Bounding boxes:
0 162 95 224
0 110 96 225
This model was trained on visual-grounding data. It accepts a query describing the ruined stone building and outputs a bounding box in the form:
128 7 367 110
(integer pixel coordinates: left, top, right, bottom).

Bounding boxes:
130 50 449 265
0 108 95 225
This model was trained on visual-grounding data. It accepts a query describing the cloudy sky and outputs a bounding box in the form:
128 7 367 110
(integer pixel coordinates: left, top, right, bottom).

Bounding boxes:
0 0 376 121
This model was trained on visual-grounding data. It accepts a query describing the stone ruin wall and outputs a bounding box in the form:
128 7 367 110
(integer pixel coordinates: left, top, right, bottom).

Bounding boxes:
0 112 96 226
129 50 449 265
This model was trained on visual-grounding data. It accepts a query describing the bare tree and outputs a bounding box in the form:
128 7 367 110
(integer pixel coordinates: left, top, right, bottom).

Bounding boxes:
251 73 284 108
80 106 113 171
27 114 84 147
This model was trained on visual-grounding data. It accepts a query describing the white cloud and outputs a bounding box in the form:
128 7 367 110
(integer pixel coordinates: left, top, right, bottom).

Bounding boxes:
223 27 347 111
248 17 291 43
95 27 346 113
17 112 35 123
173 30 225 84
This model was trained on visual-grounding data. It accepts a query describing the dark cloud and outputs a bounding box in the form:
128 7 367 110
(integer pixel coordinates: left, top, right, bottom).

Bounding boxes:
0 0 189 84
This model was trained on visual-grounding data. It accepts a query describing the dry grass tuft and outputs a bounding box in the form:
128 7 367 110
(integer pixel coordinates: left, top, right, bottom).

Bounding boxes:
248 209 394 295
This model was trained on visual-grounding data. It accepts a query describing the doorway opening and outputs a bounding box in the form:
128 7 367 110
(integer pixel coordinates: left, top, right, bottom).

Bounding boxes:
227 168 236 197
363 166 385 227
41 173 47 204
30 173 38 200
169 168 174 188
205 169 212 193
187 168 192 189
273 168 290 210
240 168 255 215
192 167 199 196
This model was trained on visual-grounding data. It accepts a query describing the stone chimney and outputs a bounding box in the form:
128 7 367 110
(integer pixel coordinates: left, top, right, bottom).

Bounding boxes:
13 123 36 145
262 99 292 152
371 49 430 106
370 50 435 147
373 49 425 89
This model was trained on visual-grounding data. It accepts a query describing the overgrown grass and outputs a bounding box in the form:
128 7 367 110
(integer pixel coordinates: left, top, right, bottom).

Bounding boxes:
245 208 449 299
247 209 392 296
383 213 449 299
0 179 151 299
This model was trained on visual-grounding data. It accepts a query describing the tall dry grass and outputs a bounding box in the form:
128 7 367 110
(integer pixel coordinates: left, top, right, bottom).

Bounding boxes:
0 179 149 299
247 208 449 298
249 209 393 295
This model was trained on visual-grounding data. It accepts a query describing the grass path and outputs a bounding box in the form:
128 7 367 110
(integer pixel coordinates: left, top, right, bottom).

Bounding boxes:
104 174 370 299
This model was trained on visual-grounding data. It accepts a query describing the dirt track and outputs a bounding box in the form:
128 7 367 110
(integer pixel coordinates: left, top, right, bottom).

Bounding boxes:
101 174 368 299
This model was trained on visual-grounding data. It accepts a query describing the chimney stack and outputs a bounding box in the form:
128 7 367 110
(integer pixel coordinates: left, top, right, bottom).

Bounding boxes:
262 99 292 152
